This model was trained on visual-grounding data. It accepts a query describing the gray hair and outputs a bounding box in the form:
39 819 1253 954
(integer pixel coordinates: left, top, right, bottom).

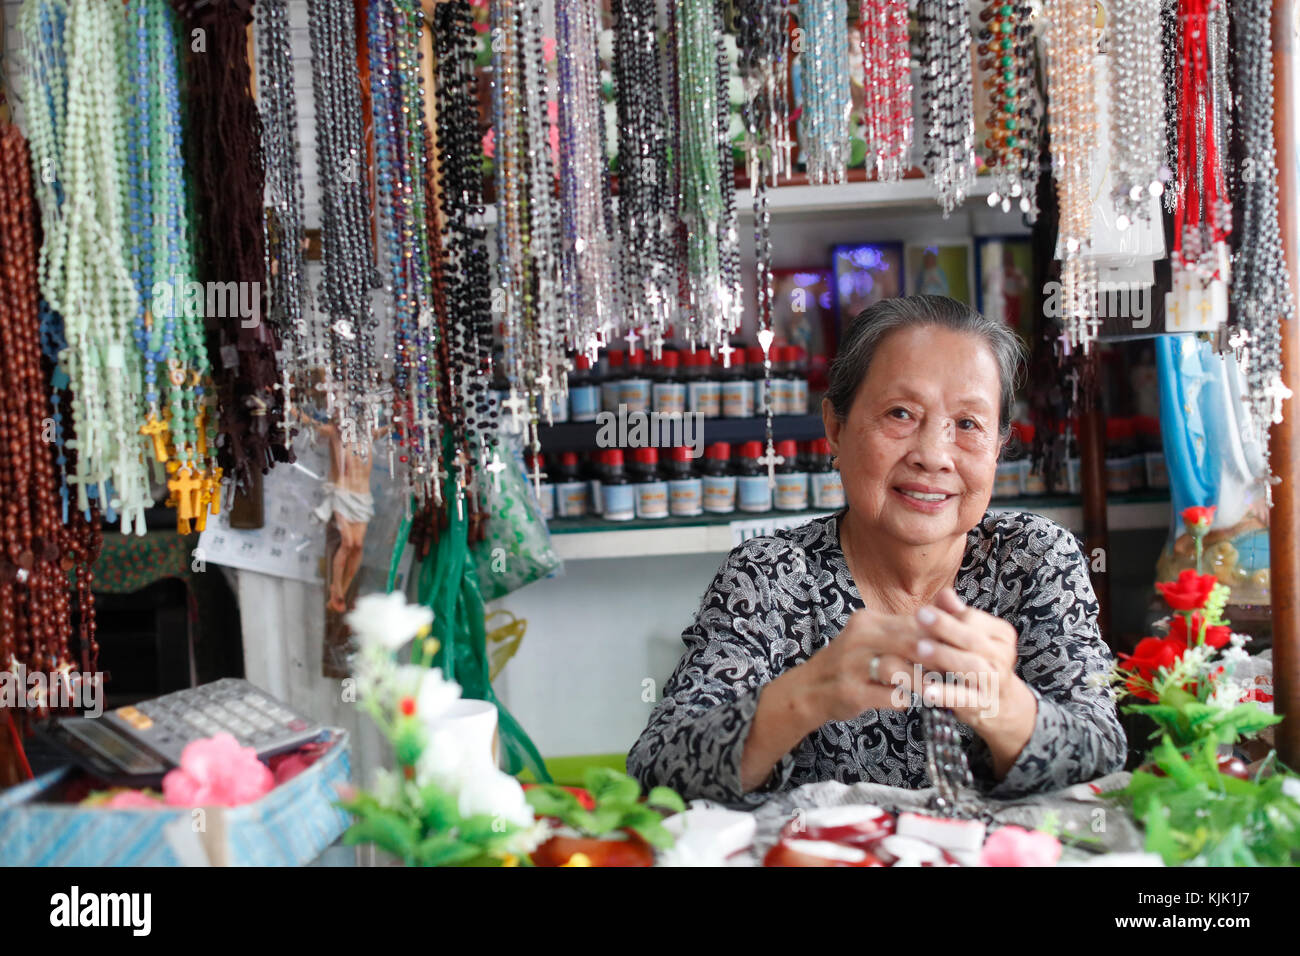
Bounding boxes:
825 295 1026 440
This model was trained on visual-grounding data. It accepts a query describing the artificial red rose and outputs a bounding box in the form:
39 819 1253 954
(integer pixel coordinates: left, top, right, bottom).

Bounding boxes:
1168 611 1232 649
1181 505 1217 530
1156 569 1218 611
1242 688 1274 703
1120 636 1185 693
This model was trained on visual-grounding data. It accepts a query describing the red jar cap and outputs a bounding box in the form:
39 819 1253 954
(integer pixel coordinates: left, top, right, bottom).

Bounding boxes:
560 451 579 467
660 350 680 368
574 353 592 371
740 440 763 458
633 447 659 465
746 346 765 365
705 442 731 460
607 350 625 368
604 448 625 466
810 437 832 455
627 348 645 367
776 439 798 458
669 445 693 462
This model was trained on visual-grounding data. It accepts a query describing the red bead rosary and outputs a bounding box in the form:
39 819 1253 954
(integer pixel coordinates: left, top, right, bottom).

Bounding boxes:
0 122 101 714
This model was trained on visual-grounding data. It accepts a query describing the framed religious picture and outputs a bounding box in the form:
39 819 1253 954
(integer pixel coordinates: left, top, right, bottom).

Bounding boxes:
904 238 975 305
830 241 905 346
772 268 835 390
974 235 1036 344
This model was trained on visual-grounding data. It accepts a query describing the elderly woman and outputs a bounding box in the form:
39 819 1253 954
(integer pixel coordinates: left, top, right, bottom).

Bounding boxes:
628 295 1126 805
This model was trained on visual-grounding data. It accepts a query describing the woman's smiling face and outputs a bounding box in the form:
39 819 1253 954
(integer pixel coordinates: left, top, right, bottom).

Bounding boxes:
824 324 1004 548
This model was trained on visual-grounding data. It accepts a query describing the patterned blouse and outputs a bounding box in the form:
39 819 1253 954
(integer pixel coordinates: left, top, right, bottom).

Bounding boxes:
627 510 1127 807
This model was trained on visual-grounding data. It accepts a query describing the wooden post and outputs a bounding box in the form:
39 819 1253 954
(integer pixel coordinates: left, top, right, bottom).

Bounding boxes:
1271 0 1300 770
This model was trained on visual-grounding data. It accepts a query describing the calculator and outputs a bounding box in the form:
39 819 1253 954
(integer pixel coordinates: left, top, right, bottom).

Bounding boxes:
38 678 325 787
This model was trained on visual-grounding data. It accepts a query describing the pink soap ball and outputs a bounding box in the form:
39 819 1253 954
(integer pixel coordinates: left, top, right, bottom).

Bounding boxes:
162 733 274 808
979 825 1063 867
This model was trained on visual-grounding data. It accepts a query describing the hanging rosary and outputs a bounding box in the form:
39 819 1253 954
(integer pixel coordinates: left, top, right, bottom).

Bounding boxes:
172 0 292 490
800 0 852 184
859 0 912 184
1228 0 1293 480
918 0 977 215
1044 0 1098 351
980 0 1041 219
492 0 565 497
614 0 675 357
256 0 316 446
369 0 444 503
433 0 497 515
1165 0 1232 338
307 0 383 454
124 0 219 533
677 0 744 355
557 0 618 359
737 0 792 485
0 121 101 696
23 0 151 532
1108 0 1167 228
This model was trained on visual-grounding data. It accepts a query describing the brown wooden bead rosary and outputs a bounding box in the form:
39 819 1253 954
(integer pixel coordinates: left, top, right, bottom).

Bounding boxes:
0 122 101 708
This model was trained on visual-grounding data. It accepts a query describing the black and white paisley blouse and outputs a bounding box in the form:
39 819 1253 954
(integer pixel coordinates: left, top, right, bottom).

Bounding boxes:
627 510 1127 807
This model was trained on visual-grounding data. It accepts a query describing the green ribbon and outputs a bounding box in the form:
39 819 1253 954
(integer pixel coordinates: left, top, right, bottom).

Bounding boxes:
389 448 551 783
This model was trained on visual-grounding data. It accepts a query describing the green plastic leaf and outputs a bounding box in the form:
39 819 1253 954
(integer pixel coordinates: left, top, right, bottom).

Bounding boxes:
341 809 420 862
524 786 583 821
414 833 484 868
645 786 687 813
582 806 627 837
584 766 642 805
626 816 676 850
417 784 462 833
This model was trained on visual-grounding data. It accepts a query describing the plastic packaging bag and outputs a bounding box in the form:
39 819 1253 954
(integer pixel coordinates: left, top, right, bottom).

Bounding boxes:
469 425 563 602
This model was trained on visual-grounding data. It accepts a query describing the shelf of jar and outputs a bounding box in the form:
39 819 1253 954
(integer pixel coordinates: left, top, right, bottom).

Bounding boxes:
545 490 1173 562
477 175 1000 226
536 412 825 452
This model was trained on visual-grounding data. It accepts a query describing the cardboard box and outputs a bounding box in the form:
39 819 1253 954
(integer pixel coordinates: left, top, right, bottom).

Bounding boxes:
0 729 351 866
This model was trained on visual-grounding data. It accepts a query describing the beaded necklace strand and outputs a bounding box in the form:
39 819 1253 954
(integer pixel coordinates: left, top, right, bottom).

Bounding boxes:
1227 0 1292 480
307 0 383 451
23 0 151 533
172 0 292 491
122 0 219 533
676 0 744 356
369 0 444 504
433 0 497 514
0 121 100 696
256 0 315 446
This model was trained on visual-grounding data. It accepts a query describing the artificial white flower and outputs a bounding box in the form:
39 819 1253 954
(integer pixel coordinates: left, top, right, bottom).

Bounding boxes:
416 668 461 724
345 591 433 652
1085 671 1113 691
1230 631 1251 649
415 726 474 792
1209 678 1245 708
1221 645 1251 668
457 764 535 828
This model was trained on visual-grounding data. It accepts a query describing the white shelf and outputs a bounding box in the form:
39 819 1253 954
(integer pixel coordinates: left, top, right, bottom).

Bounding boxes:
737 177 996 216
483 177 997 225
550 498 1173 562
